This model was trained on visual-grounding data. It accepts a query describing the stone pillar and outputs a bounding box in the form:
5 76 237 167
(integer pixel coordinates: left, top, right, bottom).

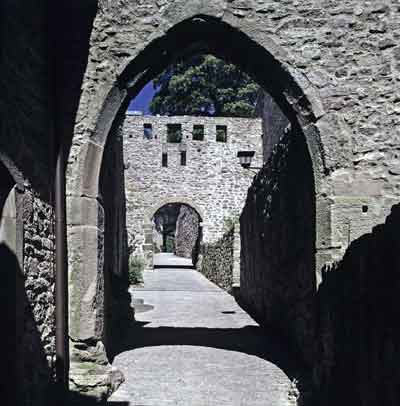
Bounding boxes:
67 140 124 399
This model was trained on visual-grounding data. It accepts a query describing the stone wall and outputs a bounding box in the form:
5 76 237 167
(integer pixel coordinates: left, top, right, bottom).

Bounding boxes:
314 203 400 405
69 116 129 398
22 189 56 406
0 180 57 406
62 1 400 401
99 118 132 355
175 205 201 261
242 89 400 402
240 128 316 365
0 2 59 404
123 114 262 266
257 92 290 162
199 228 234 293
67 1 400 278
0 0 52 192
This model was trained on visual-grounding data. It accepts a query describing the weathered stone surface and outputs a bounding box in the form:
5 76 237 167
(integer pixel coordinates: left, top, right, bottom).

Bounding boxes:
240 128 316 367
175 204 201 260
2 1 399 404
243 81 400 405
314 203 400 405
22 189 56 406
99 122 133 354
68 224 105 341
198 223 241 293
122 114 262 265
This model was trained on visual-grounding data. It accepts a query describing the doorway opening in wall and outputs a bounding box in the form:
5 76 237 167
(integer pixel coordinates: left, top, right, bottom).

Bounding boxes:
74 15 322 405
151 203 202 269
123 52 263 272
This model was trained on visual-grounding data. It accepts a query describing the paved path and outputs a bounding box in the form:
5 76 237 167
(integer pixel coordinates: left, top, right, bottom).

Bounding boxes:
108 269 300 406
153 253 194 268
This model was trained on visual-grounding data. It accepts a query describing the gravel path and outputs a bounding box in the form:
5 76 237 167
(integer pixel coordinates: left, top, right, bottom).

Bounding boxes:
108 269 300 406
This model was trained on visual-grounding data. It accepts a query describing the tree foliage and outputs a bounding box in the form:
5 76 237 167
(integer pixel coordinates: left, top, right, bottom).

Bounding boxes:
150 54 260 117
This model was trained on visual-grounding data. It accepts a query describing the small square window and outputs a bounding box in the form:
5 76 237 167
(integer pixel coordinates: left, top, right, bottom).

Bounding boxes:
193 125 204 141
216 125 227 142
180 151 187 166
144 123 153 139
162 153 168 167
167 124 182 143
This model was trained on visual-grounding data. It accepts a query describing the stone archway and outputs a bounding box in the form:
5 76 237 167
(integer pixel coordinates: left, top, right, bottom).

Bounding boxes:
142 199 204 270
66 9 330 396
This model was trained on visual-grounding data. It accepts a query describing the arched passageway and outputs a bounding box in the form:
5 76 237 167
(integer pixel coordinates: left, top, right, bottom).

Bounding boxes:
151 202 202 268
67 11 327 402
1 1 398 404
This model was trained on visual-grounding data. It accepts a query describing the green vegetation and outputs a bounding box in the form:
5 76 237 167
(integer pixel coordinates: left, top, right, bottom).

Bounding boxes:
165 235 175 253
150 54 260 117
128 255 145 285
223 216 239 232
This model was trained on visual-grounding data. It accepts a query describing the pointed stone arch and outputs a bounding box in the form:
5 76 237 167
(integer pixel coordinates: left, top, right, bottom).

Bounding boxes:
66 10 332 394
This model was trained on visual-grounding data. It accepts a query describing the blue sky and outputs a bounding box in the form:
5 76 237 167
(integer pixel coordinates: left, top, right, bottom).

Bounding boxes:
128 81 156 114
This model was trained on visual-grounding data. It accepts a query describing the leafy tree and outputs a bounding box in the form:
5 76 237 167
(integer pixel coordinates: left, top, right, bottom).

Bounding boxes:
150 54 260 117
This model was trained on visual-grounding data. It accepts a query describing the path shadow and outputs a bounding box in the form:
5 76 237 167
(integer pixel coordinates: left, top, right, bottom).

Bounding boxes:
113 320 307 385
69 391 129 406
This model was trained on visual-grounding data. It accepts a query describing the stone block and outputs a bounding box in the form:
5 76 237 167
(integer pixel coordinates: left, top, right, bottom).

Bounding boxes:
67 195 104 230
68 225 104 341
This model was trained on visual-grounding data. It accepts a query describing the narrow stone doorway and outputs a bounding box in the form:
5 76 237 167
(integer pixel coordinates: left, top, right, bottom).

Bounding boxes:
151 203 202 269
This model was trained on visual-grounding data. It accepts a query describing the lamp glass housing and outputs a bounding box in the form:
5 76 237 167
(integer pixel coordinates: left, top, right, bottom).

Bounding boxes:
237 150 255 169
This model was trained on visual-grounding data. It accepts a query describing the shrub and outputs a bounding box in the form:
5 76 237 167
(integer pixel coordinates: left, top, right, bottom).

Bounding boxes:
128 255 145 285
223 216 238 232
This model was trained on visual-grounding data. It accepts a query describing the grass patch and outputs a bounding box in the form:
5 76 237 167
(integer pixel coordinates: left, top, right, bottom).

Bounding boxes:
128 255 144 285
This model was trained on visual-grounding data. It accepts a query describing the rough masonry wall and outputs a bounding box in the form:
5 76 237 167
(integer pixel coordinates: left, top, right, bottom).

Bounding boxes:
175 205 201 260
0 2 58 405
22 190 56 406
199 228 235 293
123 115 262 262
64 1 400 400
67 0 400 266
240 129 316 365
314 203 400 405
257 92 290 162
243 71 400 404
0 0 52 192
69 117 129 398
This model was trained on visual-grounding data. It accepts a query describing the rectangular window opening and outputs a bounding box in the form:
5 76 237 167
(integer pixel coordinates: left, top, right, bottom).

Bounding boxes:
180 151 187 166
143 123 153 139
167 124 182 143
216 125 227 142
193 124 204 141
162 152 168 167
